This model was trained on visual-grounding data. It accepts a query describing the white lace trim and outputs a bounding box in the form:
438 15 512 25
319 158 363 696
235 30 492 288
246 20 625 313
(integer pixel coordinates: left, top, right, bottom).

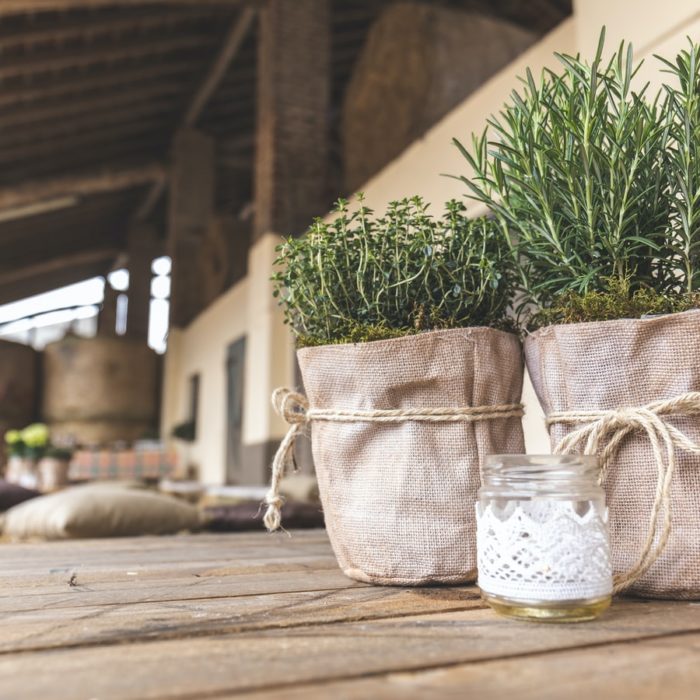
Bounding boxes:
477 500 613 602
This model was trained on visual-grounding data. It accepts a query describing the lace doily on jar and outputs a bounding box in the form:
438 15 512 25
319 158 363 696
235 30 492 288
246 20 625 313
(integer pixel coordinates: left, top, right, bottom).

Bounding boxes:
477 500 613 601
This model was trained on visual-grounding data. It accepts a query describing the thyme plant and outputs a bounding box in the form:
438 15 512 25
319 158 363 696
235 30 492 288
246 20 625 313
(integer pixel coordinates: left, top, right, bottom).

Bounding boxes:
273 196 516 347
453 29 700 325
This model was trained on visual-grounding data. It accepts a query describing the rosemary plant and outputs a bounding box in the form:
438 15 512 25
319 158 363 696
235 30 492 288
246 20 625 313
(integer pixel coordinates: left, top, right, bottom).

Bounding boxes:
658 40 700 295
453 29 700 326
273 196 516 347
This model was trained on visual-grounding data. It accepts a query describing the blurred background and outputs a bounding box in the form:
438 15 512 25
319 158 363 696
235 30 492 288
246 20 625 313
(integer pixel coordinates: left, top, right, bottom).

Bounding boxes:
0 0 690 490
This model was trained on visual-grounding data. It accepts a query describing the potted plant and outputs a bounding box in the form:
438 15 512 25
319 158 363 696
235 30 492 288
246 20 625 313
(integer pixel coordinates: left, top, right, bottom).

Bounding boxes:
4 429 29 485
4 423 50 489
266 196 525 585
455 31 700 599
171 420 197 480
38 446 73 492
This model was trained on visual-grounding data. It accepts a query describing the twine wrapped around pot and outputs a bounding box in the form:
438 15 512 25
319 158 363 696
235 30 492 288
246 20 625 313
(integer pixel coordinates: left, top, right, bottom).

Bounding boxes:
265 328 525 586
525 309 700 599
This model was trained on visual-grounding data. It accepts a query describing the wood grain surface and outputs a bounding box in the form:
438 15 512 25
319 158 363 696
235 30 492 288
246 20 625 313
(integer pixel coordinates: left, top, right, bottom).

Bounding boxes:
2 529 698 700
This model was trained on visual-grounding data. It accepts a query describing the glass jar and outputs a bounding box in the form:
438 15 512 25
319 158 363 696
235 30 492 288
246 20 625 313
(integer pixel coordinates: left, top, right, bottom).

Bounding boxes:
477 454 612 622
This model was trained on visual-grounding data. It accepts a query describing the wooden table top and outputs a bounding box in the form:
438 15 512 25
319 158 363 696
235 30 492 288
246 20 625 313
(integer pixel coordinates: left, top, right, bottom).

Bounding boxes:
1 529 698 699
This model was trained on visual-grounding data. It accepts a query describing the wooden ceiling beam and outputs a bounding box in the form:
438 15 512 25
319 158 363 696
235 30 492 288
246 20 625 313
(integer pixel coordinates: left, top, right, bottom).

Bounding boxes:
134 7 257 222
2 99 179 147
183 8 256 127
0 8 214 50
0 134 170 172
0 61 196 109
0 84 187 130
0 163 166 211
0 262 114 306
0 119 168 164
0 1 257 16
0 33 213 80
1 95 255 155
0 249 120 287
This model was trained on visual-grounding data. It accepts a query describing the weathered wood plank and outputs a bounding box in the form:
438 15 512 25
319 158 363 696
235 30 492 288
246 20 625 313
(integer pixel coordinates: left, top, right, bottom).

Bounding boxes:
0 532 347 613
0 545 333 576
1 586 482 653
0 564 363 614
0 531 331 571
2 530 326 553
1 600 699 699
234 631 700 700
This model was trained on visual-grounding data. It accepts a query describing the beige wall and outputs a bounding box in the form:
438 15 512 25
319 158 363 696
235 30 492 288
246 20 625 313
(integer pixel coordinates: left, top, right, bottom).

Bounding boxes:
573 0 700 56
162 278 250 485
162 2 700 483
162 233 296 484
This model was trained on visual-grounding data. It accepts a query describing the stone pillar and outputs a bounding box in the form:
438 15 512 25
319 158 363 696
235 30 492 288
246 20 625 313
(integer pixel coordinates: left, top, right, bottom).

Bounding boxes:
168 129 215 328
127 223 160 341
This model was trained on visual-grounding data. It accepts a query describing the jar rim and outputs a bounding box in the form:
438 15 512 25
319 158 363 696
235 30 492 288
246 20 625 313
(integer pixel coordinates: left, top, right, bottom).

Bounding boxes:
482 454 600 487
485 454 598 468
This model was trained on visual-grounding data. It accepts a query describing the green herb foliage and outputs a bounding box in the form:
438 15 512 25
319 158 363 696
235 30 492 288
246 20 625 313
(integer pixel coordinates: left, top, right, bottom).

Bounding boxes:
273 196 516 347
453 29 700 325
658 40 700 294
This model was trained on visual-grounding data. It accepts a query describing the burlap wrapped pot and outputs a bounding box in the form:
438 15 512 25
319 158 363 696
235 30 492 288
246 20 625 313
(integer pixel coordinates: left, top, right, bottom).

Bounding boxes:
525 309 700 599
266 327 525 586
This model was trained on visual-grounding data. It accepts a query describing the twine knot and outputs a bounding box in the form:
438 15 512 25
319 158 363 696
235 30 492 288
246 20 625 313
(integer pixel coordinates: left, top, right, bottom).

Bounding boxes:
547 391 700 593
263 389 310 531
272 388 309 425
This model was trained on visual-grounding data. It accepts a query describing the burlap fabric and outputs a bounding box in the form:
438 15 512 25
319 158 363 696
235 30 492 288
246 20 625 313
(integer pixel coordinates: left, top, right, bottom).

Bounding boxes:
525 309 700 599
297 327 524 585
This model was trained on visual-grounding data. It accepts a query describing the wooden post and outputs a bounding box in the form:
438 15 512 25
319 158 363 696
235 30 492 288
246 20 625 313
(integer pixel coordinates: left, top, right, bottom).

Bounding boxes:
127 223 161 341
97 283 119 337
168 129 215 328
236 1 330 483
253 0 330 239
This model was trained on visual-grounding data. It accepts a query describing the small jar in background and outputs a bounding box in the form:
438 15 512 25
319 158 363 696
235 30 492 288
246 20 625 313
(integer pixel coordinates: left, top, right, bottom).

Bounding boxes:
477 454 612 622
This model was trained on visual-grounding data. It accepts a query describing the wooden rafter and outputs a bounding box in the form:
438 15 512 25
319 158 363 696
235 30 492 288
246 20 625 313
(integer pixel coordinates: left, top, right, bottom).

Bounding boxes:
2 141 169 186
0 119 168 165
134 7 257 222
0 0 256 15
0 62 197 109
0 249 120 286
183 8 256 126
0 87 185 131
0 33 213 80
0 8 213 50
0 164 166 211
2 100 178 149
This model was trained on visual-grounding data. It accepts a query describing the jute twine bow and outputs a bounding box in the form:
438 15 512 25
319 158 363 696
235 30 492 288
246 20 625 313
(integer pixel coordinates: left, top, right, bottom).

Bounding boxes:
547 392 700 593
263 387 524 532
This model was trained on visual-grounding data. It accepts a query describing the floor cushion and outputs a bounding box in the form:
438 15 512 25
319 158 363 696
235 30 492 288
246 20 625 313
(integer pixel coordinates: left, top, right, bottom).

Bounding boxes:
1 482 202 540
203 500 324 532
0 480 41 512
